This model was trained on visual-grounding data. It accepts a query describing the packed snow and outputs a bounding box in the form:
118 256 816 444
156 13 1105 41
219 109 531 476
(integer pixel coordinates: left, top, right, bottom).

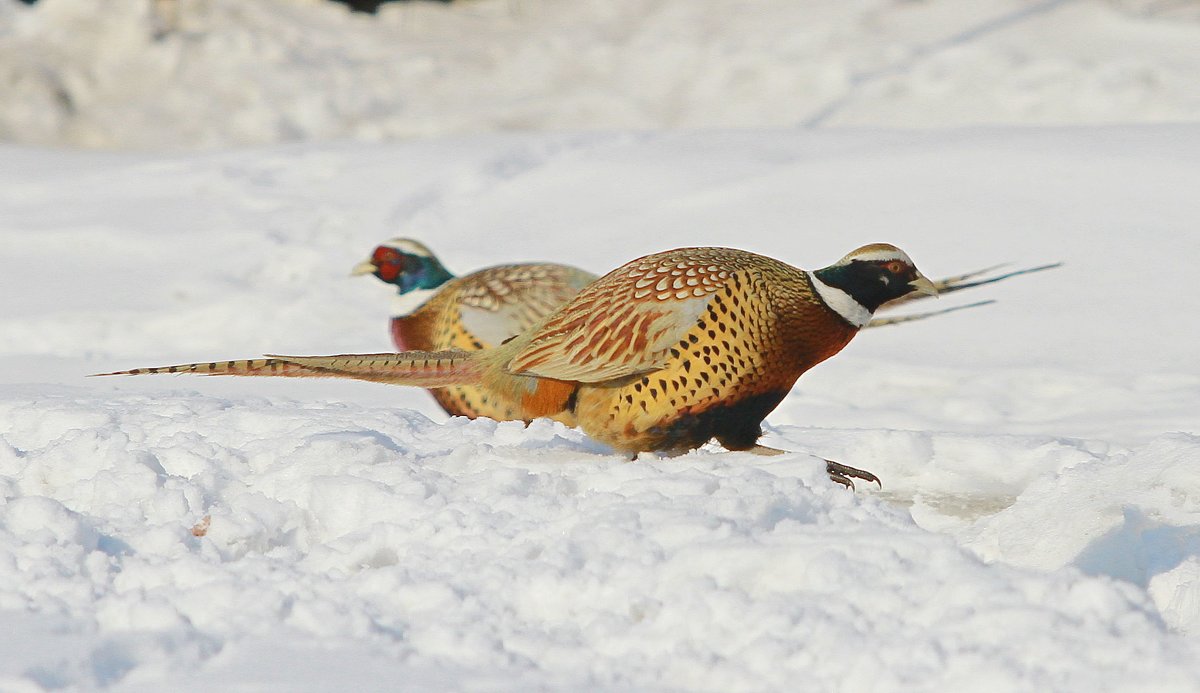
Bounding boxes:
2 0 1200 691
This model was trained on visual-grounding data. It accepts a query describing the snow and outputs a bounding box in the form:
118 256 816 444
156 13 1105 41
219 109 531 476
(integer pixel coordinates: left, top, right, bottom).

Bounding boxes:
3 0 1200 149
2 0 1200 690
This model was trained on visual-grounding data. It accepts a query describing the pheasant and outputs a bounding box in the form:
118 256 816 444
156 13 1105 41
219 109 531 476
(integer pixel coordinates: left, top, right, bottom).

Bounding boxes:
350 238 596 423
98 244 942 487
352 238 1058 422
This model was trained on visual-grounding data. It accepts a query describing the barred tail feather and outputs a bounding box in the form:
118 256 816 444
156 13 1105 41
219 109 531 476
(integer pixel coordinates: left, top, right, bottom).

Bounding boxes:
92 349 485 389
91 358 328 378
263 350 483 388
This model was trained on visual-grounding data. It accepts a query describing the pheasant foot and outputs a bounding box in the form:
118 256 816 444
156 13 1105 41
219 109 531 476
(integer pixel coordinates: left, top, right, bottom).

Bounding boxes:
747 445 881 490
823 459 881 490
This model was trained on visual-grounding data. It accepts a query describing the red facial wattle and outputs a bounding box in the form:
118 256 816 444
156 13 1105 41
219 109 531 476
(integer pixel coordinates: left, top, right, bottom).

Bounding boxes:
372 247 406 283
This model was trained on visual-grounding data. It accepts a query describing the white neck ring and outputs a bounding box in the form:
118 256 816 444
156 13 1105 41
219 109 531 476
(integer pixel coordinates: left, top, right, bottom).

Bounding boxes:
390 287 439 317
807 271 871 328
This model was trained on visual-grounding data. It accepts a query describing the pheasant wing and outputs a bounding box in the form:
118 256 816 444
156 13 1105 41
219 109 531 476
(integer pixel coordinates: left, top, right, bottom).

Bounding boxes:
506 250 739 383
457 265 598 346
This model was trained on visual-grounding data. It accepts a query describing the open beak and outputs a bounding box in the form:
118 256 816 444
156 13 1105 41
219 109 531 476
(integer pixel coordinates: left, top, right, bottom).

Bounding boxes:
909 272 939 297
350 259 377 277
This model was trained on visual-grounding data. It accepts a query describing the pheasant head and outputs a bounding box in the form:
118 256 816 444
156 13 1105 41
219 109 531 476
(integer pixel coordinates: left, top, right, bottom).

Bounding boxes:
352 238 456 295
810 243 938 327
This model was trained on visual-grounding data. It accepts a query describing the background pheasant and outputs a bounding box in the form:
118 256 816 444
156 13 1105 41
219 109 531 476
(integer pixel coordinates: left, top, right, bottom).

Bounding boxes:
351 238 596 423
353 238 1058 424
100 243 940 486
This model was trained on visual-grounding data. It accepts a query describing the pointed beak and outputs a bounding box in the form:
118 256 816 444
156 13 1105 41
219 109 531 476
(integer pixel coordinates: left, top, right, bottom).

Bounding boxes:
909 272 938 297
350 259 377 277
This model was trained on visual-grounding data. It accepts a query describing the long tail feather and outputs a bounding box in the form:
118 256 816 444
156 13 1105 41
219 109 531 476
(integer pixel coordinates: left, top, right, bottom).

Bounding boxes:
92 349 484 388
931 262 1063 297
884 261 1063 309
867 299 995 328
91 358 328 378
263 350 482 387
929 263 1009 289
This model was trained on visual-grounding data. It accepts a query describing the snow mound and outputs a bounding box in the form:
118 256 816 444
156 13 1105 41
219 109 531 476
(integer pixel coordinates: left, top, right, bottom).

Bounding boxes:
2 389 1198 690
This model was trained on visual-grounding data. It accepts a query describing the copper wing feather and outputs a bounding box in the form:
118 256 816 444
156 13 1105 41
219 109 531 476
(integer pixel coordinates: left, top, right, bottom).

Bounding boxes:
506 249 743 383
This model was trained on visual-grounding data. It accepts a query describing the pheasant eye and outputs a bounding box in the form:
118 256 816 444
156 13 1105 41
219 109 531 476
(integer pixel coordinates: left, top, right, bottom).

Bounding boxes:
885 260 906 274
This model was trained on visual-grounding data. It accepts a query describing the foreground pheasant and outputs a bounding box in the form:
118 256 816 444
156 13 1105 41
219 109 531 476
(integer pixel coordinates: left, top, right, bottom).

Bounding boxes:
350 238 595 422
353 238 1058 425
99 244 940 487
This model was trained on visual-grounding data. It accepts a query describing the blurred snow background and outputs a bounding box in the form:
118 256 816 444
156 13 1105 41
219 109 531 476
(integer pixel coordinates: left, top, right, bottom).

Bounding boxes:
2 0 1200 690
3 0 1200 149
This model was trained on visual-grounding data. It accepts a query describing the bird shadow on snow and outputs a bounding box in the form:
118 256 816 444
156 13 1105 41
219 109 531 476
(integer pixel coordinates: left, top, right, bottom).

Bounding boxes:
1075 506 1200 588
1074 507 1200 632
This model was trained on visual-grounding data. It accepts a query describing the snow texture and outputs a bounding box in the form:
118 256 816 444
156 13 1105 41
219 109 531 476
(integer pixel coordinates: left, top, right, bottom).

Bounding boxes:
1 0 1200 691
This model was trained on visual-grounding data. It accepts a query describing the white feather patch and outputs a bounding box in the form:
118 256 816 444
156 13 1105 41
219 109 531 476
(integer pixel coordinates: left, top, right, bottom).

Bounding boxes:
390 287 439 317
807 271 872 328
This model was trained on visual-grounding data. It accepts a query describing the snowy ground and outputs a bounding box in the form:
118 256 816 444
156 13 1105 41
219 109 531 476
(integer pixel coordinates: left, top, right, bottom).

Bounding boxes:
3 127 1199 690
3 0 1200 690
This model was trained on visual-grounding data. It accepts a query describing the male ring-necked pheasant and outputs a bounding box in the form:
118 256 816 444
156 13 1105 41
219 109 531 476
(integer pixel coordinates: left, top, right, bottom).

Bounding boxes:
98 243 943 487
351 238 1057 426
351 238 596 423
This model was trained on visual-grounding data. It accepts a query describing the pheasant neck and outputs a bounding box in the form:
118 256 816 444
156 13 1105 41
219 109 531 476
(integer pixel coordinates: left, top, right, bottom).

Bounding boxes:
390 287 440 317
807 270 872 328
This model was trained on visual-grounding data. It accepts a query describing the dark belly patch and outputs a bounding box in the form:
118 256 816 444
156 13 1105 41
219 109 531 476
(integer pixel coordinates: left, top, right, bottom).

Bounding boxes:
647 390 788 451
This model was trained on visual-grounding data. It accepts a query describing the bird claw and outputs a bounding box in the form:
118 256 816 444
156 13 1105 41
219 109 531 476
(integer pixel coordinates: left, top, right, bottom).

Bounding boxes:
748 446 880 491
824 459 881 491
